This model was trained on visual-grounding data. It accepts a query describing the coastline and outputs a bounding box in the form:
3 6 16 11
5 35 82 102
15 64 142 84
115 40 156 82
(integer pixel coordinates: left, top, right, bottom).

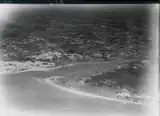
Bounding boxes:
0 59 148 75
0 62 75 75
0 60 151 106
43 76 148 106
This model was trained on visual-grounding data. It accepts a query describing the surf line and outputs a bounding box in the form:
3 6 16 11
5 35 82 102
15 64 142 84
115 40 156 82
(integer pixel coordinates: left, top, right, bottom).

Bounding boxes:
43 76 148 106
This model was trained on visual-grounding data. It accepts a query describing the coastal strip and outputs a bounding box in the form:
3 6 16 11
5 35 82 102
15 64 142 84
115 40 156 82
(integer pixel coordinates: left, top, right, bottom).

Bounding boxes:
0 63 75 75
43 76 148 106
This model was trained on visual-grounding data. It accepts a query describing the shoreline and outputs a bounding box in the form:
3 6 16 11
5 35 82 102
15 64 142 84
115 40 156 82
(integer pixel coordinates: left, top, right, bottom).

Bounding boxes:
0 67 57 75
0 60 151 105
0 63 75 75
43 76 148 106
0 59 148 75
